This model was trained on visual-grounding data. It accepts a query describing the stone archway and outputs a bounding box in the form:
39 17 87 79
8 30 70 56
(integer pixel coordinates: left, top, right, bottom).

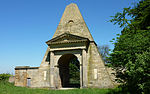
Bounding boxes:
58 54 80 88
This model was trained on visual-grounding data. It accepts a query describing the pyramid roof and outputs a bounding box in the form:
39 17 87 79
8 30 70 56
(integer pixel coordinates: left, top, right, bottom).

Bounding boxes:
52 3 94 41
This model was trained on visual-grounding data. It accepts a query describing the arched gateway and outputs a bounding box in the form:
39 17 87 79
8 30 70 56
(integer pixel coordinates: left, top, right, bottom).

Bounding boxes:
15 3 114 89
46 34 89 88
58 54 80 88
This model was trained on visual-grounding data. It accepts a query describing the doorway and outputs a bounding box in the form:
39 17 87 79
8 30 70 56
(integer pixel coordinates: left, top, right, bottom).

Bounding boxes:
58 54 80 88
27 78 31 87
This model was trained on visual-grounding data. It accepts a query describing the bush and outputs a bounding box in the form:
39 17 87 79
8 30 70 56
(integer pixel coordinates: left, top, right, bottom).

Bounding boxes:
0 73 11 81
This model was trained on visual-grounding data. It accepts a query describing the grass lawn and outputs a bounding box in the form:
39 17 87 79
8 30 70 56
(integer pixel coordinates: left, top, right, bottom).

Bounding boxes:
0 81 116 94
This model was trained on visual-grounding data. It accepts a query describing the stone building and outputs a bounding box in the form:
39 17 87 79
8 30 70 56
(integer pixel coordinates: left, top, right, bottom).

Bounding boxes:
15 3 114 89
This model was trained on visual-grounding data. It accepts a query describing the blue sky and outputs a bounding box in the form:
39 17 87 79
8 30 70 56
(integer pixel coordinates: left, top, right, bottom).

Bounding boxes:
0 0 137 74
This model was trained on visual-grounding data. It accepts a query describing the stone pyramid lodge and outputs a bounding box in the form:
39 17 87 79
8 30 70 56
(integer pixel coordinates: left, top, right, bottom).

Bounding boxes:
15 3 115 89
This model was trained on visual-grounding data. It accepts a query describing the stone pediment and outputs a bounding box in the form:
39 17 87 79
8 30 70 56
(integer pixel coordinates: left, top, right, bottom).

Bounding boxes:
46 33 89 45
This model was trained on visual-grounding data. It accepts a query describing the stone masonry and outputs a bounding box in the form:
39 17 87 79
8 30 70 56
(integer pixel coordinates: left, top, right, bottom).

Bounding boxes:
15 3 115 89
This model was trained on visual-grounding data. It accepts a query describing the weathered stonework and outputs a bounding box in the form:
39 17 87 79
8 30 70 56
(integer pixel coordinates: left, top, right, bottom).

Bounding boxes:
15 3 115 89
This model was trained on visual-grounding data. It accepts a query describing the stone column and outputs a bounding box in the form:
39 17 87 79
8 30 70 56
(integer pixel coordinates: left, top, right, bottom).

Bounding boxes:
54 64 60 89
50 51 55 88
82 49 88 88
78 54 83 88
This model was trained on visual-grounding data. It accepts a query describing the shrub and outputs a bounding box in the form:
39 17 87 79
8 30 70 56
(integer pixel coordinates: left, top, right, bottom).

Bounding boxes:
0 73 11 81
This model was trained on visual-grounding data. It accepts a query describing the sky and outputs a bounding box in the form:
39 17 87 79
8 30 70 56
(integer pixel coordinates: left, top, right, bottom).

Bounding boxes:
0 0 137 74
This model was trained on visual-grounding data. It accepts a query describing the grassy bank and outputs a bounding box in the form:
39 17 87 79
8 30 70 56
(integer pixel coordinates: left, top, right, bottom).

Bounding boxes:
0 81 114 94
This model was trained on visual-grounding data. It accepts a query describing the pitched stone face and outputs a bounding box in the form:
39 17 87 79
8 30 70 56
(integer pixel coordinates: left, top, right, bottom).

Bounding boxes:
53 3 94 41
14 3 116 89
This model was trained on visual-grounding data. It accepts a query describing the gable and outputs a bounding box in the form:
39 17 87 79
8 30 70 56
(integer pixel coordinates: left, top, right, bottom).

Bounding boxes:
46 33 89 45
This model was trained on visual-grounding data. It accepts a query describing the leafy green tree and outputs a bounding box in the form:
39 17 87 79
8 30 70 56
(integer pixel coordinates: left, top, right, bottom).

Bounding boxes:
109 0 150 93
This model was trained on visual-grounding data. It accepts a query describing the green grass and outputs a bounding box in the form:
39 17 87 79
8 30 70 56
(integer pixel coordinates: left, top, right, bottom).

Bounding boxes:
0 81 115 94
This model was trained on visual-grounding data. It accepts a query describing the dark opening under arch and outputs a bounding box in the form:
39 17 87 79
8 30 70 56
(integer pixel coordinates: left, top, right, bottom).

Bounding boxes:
58 54 80 88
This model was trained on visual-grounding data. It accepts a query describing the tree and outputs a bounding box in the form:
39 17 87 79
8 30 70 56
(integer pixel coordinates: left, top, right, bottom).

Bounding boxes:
69 57 80 87
98 45 109 63
109 0 150 93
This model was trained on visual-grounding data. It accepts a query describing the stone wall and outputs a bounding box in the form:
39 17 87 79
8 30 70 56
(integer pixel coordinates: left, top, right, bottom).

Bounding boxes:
38 66 50 88
15 66 39 87
87 42 114 88
106 67 119 86
14 43 115 88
